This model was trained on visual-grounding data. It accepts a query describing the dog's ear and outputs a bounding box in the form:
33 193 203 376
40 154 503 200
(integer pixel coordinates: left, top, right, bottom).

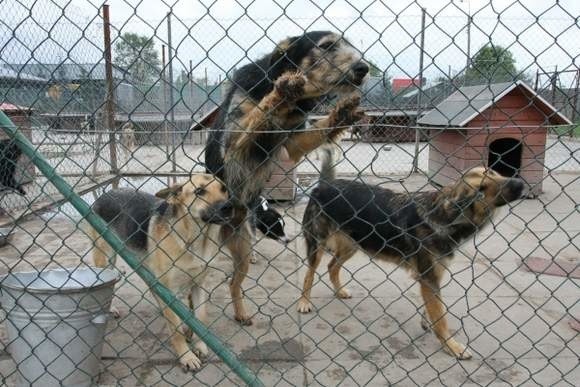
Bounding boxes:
155 184 183 200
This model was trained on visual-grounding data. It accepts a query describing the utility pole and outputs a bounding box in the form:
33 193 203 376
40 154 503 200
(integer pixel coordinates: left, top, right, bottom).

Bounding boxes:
162 45 169 159
167 12 176 173
189 60 194 112
102 4 118 174
412 7 426 174
460 0 472 81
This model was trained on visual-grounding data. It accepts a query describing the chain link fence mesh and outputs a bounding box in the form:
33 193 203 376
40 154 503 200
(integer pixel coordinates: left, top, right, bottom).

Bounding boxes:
1 0 578 385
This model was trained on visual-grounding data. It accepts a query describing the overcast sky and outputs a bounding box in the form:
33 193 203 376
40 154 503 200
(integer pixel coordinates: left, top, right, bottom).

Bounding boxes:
2 0 579 87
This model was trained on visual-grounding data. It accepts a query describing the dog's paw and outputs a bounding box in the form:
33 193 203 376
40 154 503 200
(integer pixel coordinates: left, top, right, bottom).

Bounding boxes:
274 72 306 102
250 251 258 264
193 341 209 358
110 306 121 319
444 339 472 360
336 288 352 299
235 314 254 326
297 298 314 314
179 350 203 372
330 95 364 127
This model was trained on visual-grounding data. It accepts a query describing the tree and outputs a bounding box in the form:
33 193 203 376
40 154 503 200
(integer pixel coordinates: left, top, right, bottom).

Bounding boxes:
363 72 392 107
464 44 518 84
367 60 382 77
114 33 160 85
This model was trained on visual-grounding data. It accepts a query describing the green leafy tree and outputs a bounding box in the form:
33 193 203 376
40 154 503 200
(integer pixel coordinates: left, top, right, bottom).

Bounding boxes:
114 33 160 85
367 60 382 77
364 72 392 107
465 44 517 84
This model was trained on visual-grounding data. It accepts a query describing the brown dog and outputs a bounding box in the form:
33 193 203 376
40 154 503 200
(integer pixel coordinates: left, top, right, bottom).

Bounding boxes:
205 31 369 325
298 162 525 360
90 174 234 371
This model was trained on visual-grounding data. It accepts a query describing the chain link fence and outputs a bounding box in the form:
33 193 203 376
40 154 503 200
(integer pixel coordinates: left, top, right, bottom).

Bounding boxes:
1 0 579 385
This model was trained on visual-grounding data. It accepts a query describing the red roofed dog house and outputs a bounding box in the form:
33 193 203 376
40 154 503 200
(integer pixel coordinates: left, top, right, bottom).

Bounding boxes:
418 81 571 196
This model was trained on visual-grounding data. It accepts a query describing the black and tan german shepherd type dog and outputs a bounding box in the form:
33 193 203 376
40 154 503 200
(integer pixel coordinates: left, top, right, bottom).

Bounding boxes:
90 174 233 371
298 153 525 360
205 31 369 324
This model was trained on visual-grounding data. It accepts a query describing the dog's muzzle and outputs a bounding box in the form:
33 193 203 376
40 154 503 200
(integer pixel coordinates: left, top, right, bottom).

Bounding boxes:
201 201 234 224
498 178 526 205
352 62 369 85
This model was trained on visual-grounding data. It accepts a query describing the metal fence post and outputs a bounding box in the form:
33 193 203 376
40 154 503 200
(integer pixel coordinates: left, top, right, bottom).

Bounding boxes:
162 44 170 160
102 4 118 175
412 7 426 174
167 12 177 173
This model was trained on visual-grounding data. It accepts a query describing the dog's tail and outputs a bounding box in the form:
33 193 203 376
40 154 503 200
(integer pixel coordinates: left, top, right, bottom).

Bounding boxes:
319 144 338 182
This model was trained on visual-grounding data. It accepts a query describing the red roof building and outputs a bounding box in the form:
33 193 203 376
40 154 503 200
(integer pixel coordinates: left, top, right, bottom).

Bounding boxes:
392 78 424 93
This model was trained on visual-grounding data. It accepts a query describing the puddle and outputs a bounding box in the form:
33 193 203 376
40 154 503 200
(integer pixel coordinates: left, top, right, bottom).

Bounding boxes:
239 337 306 362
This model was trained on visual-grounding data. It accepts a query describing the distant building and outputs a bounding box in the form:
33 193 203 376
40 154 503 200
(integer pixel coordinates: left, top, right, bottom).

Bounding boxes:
392 77 426 94
2 63 129 113
0 67 47 108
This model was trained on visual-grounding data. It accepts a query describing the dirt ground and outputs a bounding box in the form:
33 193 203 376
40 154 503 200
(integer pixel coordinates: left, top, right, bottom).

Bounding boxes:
0 169 578 386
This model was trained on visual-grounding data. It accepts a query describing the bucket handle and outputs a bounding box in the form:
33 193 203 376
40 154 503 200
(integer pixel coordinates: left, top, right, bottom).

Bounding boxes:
90 314 108 325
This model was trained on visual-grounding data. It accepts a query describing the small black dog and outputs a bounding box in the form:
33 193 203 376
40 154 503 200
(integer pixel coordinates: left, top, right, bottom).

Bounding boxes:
0 140 26 196
249 196 288 263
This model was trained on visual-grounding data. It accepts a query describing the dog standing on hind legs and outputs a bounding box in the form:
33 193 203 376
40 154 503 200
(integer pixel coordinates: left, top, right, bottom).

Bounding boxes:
297 151 525 359
89 174 234 371
205 31 369 324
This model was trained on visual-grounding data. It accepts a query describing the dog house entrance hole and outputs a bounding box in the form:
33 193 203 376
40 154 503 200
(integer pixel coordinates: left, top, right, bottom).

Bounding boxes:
488 138 522 177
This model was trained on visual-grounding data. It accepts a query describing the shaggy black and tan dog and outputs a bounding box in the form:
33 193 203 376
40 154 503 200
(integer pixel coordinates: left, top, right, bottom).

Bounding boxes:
205 31 369 324
298 157 524 359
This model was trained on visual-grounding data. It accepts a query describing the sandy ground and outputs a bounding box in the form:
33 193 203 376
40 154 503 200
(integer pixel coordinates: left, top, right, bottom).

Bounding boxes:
0 169 578 386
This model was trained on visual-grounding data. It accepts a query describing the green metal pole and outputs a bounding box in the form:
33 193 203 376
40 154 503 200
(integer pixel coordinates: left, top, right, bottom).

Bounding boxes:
0 110 263 387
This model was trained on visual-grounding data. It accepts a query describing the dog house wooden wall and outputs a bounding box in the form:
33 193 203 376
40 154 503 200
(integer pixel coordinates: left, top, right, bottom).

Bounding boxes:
418 81 572 196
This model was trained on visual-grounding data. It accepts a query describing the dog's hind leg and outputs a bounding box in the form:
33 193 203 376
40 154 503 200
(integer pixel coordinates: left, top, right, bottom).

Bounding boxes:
222 215 253 325
297 238 324 314
90 227 116 268
419 262 472 360
327 241 356 300
90 228 121 318
249 211 258 264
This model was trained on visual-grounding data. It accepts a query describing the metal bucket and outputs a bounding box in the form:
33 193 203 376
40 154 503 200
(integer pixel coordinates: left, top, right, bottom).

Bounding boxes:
0 267 120 387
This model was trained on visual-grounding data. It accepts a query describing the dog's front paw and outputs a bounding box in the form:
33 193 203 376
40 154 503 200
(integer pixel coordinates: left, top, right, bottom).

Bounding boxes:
194 341 209 358
274 72 306 102
445 339 472 360
234 314 254 326
179 350 203 372
336 288 352 299
330 95 364 127
110 306 121 319
297 297 314 314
